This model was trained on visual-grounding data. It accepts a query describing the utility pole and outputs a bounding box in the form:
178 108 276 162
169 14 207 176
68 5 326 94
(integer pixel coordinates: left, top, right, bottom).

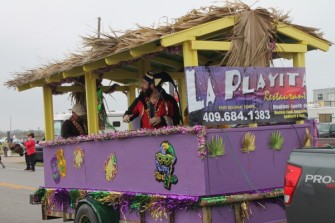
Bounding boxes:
97 17 101 38
7 116 11 143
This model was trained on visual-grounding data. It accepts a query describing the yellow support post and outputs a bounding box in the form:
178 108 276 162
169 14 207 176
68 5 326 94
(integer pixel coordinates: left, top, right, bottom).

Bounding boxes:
85 72 99 134
293 52 305 67
182 40 199 115
127 87 136 130
293 52 305 125
43 86 54 140
178 77 187 117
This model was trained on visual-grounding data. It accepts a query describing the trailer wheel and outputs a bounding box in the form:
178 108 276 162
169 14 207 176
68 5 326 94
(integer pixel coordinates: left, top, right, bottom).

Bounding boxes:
75 204 98 223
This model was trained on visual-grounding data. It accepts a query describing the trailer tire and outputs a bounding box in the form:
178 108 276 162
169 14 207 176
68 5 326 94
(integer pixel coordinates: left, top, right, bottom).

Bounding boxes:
75 204 98 223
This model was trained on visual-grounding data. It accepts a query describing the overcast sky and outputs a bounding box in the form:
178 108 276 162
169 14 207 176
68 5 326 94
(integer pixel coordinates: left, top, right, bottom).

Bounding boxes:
1 0 334 131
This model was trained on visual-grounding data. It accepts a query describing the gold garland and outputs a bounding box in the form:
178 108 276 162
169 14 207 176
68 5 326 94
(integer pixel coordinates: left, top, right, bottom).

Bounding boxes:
70 116 87 135
145 97 163 119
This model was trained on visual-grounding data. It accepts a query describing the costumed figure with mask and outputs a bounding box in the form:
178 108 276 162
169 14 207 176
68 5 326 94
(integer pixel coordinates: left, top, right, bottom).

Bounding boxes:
123 71 182 129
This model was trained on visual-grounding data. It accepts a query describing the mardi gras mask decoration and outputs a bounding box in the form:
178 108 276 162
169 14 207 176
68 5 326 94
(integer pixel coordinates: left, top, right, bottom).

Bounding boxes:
73 147 85 169
56 149 67 177
104 153 118 182
50 156 60 184
154 140 178 190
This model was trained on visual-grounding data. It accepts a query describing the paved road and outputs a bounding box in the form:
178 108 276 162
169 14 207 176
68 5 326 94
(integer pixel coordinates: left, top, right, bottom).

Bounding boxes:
0 155 72 223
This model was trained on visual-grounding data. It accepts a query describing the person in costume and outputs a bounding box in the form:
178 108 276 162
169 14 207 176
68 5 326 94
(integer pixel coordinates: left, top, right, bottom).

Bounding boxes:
61 103 88 138
24 132 36 172
123 72 181 129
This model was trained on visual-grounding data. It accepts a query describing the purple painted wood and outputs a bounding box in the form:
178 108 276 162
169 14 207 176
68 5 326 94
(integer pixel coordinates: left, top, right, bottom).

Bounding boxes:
44 123 313 197
247 201 286 222
121 208 203 223
210 200 286 222
205 123 311 195
42 122 314 222
211 206 236 222
44 133 207 196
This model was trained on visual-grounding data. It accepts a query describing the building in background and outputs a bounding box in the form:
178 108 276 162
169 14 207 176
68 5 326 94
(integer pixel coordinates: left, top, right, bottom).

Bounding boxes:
309 87 335 122
313 87 335 106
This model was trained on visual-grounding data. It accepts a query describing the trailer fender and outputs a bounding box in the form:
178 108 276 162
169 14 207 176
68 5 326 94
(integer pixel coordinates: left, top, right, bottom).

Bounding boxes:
75 198 119 223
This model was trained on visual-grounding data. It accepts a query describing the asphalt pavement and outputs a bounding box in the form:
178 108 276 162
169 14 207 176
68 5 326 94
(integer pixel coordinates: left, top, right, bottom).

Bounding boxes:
0 154 70 223
1 153 25 164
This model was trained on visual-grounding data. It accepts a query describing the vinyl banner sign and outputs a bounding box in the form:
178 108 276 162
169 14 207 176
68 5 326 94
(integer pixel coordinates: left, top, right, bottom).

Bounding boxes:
185 66 307 125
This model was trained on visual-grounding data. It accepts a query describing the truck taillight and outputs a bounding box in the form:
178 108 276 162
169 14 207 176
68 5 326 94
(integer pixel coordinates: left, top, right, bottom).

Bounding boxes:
284 164 302 205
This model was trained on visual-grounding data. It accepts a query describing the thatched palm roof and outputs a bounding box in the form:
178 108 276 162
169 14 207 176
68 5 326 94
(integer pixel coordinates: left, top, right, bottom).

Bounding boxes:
5 2 331 90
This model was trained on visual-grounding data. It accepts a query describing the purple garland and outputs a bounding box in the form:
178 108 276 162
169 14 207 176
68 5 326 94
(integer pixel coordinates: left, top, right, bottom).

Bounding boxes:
38 187 282 212
51 188 70 210
40 125 208 159
43 188 199 215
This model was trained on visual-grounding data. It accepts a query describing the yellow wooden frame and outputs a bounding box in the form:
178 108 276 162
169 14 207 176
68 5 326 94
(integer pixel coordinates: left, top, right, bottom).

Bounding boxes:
13 13 329 139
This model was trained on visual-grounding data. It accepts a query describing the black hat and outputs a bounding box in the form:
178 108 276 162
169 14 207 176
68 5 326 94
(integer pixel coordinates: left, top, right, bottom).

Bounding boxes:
153 71 176 88
143 72 154 84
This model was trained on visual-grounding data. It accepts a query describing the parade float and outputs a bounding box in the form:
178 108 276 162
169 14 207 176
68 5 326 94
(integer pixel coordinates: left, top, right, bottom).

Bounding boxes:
5 2 331 223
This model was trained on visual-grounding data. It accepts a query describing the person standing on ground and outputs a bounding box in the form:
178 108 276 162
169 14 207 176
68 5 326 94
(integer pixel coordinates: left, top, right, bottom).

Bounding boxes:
0 155 5 168
24 133 36 172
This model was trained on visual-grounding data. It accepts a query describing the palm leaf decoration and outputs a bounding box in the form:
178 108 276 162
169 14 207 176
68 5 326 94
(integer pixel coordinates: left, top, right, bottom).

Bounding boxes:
303 128 313 148
241 132 256 153
268 131 285 151
207 135 225 158
223 8 276 67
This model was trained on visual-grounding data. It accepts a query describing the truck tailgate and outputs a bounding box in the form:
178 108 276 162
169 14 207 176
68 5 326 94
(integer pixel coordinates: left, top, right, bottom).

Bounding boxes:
286 148 335 223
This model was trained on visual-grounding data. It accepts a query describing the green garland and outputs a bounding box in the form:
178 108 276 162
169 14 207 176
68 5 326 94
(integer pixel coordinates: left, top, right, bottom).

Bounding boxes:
33 188 46 203
69 189 81 208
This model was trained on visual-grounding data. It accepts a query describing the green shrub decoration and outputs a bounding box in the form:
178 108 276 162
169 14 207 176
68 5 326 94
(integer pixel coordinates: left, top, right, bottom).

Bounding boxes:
207 135 225 158
268 131 284 151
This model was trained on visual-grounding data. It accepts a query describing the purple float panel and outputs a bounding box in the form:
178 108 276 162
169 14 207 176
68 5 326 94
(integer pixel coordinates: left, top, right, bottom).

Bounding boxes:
210 200 285 223
206 123 313 195
43 122 314 198
211 206 236 222
44 144 87 188
246 201 286 223
44 133 208 196
121 208 203 223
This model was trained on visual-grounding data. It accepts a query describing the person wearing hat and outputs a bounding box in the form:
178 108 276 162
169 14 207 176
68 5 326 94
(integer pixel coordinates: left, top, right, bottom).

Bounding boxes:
123 72 181 129
61 103 88 138
24 132 36 171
